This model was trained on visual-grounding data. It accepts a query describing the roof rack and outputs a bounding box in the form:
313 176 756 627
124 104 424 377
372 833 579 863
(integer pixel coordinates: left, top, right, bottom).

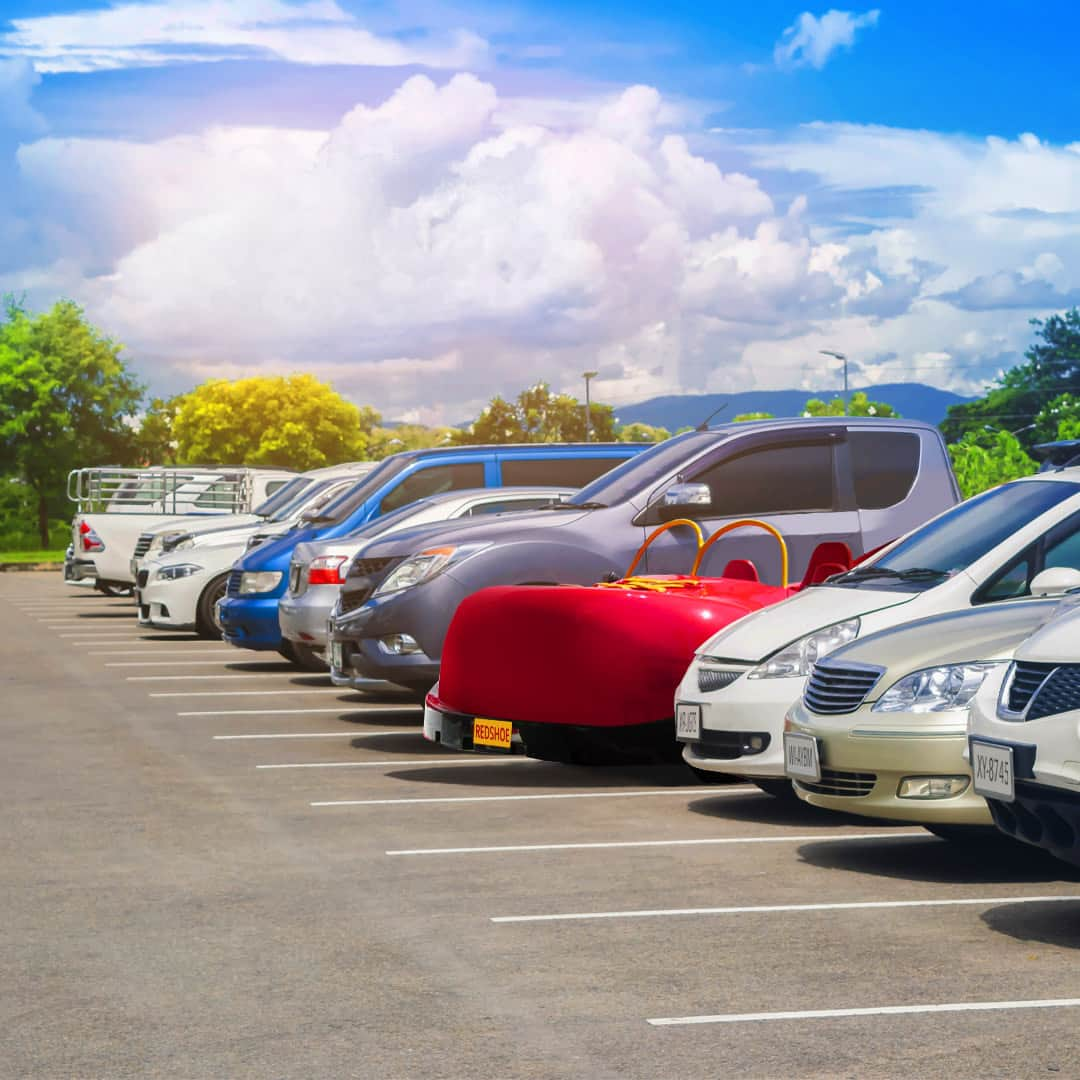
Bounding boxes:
67 466 256 514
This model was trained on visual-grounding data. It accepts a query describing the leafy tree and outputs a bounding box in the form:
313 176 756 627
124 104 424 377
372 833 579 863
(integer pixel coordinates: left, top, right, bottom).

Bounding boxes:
947 429 1037 498
942 308 1080 447
458 382 615 444
172 374 378 470
0 299 143 544
1033 392 1080 443
133 395 182 466
617 422 671 442
733 412 774 422
802 391 898 417
368 424 462 459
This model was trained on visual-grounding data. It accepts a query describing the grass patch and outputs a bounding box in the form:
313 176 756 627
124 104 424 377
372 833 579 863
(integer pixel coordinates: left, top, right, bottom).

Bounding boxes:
0 550 66 563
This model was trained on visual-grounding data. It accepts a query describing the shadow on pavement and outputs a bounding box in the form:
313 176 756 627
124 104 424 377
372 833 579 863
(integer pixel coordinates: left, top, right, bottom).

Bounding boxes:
224 662 297 673
340 709 422 727
796 833 1075 885
384 761 700 789
685 790 874 828
981 898 1080 948
351 733 444 755
73 611 137 619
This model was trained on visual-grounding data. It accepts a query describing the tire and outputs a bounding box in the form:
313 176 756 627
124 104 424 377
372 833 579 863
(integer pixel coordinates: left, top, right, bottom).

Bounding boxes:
751 778 798 800
195 574 229 639
290 642 330 672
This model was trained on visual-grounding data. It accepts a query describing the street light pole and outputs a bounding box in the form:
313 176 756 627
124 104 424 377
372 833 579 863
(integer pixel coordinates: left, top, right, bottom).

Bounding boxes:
819 350 848 415
583 370 598 442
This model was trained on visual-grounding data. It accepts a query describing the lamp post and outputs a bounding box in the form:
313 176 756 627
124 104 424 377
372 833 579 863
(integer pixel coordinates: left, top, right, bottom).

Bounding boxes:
583 370 598 442
819 349 848 415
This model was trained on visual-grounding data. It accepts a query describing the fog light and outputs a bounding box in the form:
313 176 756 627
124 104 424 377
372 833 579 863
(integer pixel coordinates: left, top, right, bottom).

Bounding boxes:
748 736 764 751
897 776 970 799
381 633 421 655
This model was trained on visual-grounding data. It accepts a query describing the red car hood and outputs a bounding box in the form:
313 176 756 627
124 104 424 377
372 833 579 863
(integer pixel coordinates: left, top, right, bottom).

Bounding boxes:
437 577 794 730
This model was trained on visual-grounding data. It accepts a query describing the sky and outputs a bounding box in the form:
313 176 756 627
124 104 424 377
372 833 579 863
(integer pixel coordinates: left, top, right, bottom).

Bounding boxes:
2 0 1079 423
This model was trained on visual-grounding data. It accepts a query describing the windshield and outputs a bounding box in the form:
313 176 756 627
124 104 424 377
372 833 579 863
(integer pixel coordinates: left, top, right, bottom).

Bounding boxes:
252 476 311 518
862 480 1080 580
564 431 717 508
341 495 441 540
305 456 412 525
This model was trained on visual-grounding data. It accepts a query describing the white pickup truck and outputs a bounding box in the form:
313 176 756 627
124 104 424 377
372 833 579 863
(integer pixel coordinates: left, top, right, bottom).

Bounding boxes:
68 467 295 593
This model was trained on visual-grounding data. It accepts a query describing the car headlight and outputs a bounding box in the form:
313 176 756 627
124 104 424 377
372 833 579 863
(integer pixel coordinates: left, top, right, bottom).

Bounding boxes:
156 563 203 581
162 533 194 553
872 662 1004 714
747 619 861 679
372 544 488 597
239 570 283 595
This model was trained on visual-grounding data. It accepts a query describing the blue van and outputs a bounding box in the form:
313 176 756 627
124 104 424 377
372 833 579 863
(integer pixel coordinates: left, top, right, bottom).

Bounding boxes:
217 443 646 654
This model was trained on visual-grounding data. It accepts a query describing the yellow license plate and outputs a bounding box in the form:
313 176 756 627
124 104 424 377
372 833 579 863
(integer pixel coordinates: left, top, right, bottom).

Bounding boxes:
472 717 512 750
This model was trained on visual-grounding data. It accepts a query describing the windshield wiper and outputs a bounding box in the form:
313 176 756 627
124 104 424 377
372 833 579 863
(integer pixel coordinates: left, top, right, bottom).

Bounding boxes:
547 500 608 510
831 565 949 584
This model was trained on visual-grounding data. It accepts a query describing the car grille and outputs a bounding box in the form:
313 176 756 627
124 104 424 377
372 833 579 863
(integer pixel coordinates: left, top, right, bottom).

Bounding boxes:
804 660 882 715
1026 665 1080 721
1005 661 1055 714
796 768 877 797
227 568 243 597
340 586 372 614
340 557 402 614
133 533 154 559
348 557 397 580
136 569 150 589
697 667 741 694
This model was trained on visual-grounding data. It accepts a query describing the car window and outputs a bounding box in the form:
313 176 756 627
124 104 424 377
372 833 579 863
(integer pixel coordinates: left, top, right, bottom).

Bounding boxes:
378 463 486 515
1044 519 1080 571
975 510 1080 603
978 550 1035 601
689 442 835 516
850 431 920 509
194 480 239 508
252 476 310 517
463 496 560 516
501 457 627 487
264 479 290 497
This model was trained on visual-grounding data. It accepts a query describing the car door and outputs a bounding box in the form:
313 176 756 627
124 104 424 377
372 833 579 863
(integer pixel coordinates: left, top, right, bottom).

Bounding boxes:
640 430 860 584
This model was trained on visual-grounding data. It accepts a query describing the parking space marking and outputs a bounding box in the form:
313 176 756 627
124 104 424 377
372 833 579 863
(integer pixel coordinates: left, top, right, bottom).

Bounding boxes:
214 729 421 740
647 998 1080 1027
151 688 346 698
386 831 929 856
257 757 534 770
93 650 234 657
127 673 325 681
490 895 1080 924
107 659 263 667
179 706 421 716
313 787 755 808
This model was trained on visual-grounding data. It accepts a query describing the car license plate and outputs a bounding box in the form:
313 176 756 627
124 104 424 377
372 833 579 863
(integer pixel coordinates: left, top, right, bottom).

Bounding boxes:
675 703 701 741
970 739 1015 802
784 732 821 781
331 641 344 671
472 717 512 751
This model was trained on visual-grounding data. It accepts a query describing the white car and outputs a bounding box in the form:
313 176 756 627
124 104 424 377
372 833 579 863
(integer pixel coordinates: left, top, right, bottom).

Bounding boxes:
281 486 574 669
135 470 370 638
968 599 1080 865
675 471 1080 795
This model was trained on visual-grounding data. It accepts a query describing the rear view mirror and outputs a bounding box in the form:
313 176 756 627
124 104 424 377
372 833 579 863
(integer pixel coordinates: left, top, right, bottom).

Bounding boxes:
1030 567 1080 596
662 482 711 510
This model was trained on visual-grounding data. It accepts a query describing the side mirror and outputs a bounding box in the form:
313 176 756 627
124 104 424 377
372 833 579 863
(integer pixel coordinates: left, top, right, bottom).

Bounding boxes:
662 482 711 509
1030 567 1080 596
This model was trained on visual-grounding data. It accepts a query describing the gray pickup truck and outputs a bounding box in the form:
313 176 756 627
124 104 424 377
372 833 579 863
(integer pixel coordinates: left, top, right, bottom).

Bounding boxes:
329 418 960 692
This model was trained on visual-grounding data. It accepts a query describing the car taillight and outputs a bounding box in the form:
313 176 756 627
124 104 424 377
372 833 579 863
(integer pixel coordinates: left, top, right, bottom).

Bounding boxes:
308 555 348 585
78 521 105 552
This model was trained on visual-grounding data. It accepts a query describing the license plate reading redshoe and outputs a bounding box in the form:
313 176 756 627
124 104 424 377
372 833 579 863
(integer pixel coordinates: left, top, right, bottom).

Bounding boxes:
971 740 1015 802
784 733 821 782
472 718 512 751
675 703 701 741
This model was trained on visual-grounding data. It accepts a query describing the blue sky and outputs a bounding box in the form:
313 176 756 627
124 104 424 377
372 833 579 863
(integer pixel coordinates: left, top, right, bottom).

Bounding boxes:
1 0 1079 420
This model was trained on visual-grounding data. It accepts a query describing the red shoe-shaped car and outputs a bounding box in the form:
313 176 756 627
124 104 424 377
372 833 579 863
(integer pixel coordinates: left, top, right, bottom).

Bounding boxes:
423 519 854 764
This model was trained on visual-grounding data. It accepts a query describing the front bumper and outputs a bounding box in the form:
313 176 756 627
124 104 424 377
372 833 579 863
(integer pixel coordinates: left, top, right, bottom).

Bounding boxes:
280 586 338 647
218 594 284 651
786 701 991 825
136 570 208 630
677 664 802 779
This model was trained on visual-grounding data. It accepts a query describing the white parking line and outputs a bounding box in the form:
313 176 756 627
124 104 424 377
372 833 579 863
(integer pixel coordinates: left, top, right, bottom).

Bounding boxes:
179 706 421 717
62 636 157 642
93 650 234 657
491 894 1080 924
386 831 929 856
647 998 1080 1027
107 660 278 667
128 673 325 682
214 729 420 740
257 757 534 770
151 688 345 698
313 786 756 808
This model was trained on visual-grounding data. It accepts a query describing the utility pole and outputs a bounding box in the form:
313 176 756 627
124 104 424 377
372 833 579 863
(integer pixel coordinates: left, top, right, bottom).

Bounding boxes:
819 350 848 415
583 370 598 442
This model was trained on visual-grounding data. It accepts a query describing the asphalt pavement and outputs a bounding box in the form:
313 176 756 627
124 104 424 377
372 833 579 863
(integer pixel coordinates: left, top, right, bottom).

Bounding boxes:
3 571 1080 1079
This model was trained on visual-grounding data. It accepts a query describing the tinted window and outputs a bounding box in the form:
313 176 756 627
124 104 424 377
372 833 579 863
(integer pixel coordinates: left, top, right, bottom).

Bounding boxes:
851 431 920 509
875 480 1079 576
264 479 290 497
464 496 560 516
195 480 239 508
975 511 1080 602
690 443 835 516
308 457 413 524
379 463 486 514
1044 517 1080 572
252 476 310 517
501 456 626 487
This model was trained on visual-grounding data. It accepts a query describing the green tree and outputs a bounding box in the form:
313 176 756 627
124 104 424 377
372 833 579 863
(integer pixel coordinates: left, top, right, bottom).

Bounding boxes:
172 374 378 470
802 391 898 417
733 411 774 422
133 395 182 466
617 422 671 442
947 429 1037 498
0 299 143 544
942 308 1080 447
368 423 463 459
458 382 615 444
1033 392 1080 443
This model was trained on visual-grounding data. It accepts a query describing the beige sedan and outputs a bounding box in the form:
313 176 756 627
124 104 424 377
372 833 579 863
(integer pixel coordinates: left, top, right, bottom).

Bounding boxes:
782 597 1066 832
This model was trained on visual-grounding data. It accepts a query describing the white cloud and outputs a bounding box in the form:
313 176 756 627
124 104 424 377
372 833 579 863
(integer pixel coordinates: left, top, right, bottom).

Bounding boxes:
774 9 880 70
0 0 489 73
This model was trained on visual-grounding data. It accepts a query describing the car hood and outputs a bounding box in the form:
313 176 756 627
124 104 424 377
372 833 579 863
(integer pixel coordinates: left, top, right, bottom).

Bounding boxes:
292 537 368 564
829 598 1066 678
190 522 279 548
151 514 262 539
698 584 920 662
1011 594 1080 663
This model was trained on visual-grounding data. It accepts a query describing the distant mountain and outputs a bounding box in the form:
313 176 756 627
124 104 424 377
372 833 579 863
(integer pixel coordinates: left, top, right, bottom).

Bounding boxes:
614 383 973 431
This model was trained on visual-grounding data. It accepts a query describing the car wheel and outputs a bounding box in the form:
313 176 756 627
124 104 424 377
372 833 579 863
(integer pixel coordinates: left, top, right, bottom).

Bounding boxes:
751 778 798 800
195 574 229 639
